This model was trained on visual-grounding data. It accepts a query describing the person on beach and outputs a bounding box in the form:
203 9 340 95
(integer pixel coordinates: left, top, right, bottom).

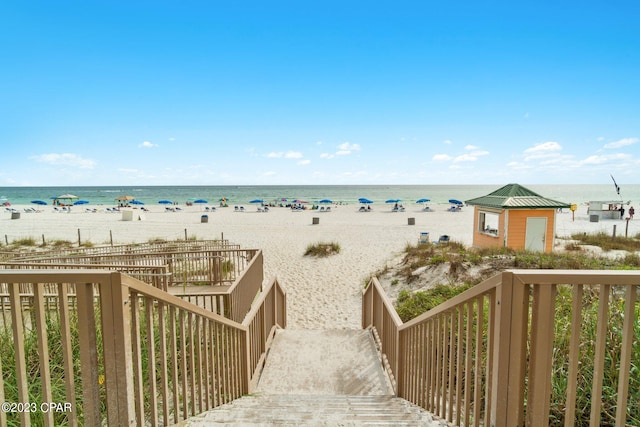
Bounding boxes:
619 205 625 219
629 206 635 219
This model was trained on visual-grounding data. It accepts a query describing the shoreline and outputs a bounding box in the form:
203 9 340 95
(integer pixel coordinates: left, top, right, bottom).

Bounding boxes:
2 203 639 329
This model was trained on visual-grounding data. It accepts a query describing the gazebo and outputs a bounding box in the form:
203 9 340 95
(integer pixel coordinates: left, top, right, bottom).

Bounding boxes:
465 184 571 253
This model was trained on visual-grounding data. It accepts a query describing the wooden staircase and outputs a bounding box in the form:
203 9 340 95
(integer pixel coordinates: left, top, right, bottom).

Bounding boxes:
183 329 446 426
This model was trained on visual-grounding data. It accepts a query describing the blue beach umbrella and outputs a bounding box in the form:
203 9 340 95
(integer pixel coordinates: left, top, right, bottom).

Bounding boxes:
385 199 401 204
358 198 373 204
73 200 89 205
318 199 332 204
416 198 430 204
250 199 264 204
449 199 463 205
31 200 47 205
158 199 173 205
130 200 144 205
193 199 208 204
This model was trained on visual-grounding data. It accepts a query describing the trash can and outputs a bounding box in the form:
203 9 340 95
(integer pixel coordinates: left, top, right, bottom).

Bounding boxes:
312 217 319 225
589 214 599 223
201 215 208 223
11 212 20 220
408 217 415 225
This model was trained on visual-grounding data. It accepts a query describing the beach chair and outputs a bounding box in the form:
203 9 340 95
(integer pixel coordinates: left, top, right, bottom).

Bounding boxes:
438 235 450 244
419 232 429 244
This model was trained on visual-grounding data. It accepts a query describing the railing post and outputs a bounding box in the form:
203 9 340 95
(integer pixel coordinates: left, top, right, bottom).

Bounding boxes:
490 271 528 427
101 272 136 426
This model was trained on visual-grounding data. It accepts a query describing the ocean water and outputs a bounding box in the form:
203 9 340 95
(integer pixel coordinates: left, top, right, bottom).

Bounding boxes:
0 184 638 207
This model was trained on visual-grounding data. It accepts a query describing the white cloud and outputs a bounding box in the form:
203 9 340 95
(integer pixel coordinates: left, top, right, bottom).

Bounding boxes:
604 137 639 149
338 142 360 152
285 151 303 159
30 153 96 169
524 141 562 154
320 142 362 159
432 154 453 161
464 145 479 151
454 154 480 162
444 140 452 145
298 159 311 165
580 153 631 165
523 141 563 161
336 142 361 156
139 141 158 148
266 150 304 159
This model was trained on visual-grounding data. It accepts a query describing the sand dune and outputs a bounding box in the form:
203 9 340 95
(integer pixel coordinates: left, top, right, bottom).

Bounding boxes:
2 203 638 329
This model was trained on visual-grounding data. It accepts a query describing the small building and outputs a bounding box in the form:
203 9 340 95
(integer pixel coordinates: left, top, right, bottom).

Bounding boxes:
465 184 571 253
587 201 624 220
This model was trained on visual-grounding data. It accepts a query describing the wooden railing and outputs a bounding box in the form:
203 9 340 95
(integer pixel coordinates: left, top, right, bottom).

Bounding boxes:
175 250 265 323
0 268 285 426
5 239 238 261
6 248 258 288
363 270 640 427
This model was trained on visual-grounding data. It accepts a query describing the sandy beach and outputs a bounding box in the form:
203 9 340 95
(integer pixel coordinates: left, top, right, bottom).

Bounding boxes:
2 202 638 329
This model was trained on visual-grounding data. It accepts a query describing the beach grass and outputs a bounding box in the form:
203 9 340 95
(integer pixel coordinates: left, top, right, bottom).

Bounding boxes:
392 241 640 426
304 242 341 257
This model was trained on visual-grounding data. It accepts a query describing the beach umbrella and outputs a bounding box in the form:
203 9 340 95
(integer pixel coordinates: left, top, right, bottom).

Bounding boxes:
250 199 264 204
416 198 430 204
73 200 89 205
385 199 401 204
54 194 79 206
158 200 173 205
358 198 373 204
318 199 332 204
31 200 47 205
449 199 463 205
115 195 135 202
130 200 144 205
193 199 208 204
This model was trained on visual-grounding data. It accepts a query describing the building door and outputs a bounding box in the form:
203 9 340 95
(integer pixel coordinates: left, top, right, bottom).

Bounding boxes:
525 217 547 252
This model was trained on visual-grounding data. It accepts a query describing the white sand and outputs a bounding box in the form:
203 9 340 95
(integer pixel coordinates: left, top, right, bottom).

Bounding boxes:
2 203 639 329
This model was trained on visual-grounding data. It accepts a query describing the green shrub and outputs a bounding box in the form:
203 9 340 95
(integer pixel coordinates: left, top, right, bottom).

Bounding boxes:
304 242 341 257
395 283 472 322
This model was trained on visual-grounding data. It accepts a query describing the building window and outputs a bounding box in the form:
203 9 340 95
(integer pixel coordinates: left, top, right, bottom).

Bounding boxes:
479 211 499 236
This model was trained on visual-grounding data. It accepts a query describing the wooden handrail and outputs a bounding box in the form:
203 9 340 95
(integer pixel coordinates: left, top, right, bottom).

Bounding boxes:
363 269 640 427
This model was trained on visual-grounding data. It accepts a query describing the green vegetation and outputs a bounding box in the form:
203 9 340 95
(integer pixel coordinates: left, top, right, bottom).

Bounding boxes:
10 237 37 247
395 283 472 322
304 241 341 257
570 231 640 252
392 236 640 426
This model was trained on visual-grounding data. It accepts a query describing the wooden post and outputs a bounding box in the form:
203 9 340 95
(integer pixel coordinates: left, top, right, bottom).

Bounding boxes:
42 234 45 246
110 230 113 246
625 218 629 237
78 228 81 246
490 271 528 427
612 225 617 239
184 228 188 241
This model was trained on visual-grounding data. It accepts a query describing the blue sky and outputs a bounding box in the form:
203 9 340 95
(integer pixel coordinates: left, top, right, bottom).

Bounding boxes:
1 1 639 186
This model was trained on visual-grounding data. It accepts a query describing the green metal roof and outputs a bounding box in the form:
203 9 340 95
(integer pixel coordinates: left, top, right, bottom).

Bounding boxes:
465 183 571 209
